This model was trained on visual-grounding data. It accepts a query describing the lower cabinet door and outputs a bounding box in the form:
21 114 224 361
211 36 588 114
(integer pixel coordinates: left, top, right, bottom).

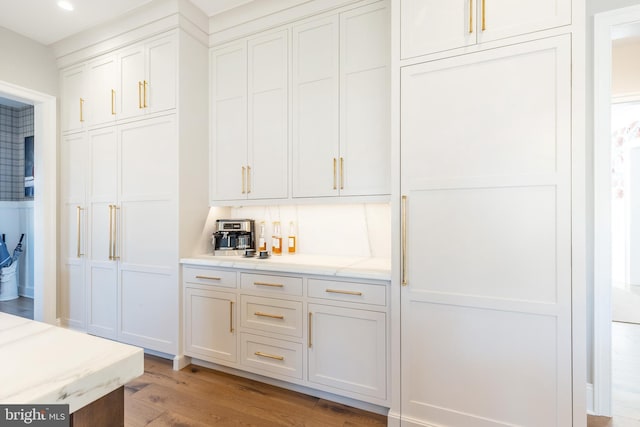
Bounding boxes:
308 303 386 400
185 287 237 363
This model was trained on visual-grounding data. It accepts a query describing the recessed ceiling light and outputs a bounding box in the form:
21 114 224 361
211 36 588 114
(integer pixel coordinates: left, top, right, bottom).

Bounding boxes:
57 1 74 11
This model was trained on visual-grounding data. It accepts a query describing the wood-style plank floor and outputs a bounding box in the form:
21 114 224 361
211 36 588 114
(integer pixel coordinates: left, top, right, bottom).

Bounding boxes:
125 355 387 426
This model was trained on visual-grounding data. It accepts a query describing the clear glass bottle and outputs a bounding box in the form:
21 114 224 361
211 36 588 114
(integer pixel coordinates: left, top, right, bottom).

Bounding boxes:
258 221 267 251
288 221 297 254
272 221 282 255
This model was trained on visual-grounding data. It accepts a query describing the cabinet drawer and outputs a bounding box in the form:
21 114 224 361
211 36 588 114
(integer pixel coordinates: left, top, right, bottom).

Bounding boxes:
240 333 303 380
240 295 303 338
240 273 303 296
307 279 386 306
183 266 237 288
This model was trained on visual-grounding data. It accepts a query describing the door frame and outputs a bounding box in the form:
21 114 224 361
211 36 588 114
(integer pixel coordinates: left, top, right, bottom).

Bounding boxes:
593 4 640 416
0 80 57 324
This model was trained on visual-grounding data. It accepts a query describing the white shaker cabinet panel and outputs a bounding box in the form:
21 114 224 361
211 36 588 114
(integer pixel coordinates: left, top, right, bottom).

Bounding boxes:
210 42 248 202
87 54 119 127
119 45 146 119
60 64 87 133
400 0 571 59
292 16 340 198
339 2 390 196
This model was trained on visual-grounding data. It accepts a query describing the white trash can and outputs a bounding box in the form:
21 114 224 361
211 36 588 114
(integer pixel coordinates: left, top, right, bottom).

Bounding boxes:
0 262 18 301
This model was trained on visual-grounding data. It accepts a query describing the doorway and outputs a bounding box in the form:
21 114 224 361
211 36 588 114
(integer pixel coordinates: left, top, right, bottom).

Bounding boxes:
593 4 640 422
0 81 57 324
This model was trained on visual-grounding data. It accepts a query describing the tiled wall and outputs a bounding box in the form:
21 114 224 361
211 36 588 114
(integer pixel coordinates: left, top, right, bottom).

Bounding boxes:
0 105 34 201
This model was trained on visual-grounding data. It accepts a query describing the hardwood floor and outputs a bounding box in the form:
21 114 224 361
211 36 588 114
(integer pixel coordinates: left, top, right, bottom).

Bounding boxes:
125 356 387 426
0 296 33 319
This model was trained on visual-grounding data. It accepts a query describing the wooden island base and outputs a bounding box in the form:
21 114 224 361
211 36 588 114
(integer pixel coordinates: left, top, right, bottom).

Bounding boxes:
71 386 124 427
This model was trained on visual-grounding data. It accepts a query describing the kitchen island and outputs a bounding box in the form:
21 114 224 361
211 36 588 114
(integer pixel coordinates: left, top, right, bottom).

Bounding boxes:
0 312 143 426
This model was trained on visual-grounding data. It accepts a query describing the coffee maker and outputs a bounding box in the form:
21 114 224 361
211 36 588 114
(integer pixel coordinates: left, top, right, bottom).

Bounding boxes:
212 219 255 255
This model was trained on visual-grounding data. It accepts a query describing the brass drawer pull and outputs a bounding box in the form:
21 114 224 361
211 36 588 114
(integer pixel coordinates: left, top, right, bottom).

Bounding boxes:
325 288 363 296
196 275 221 280
254 351 284 361
308 312 312 348
254 282 284 288
255 312 284 320
229 301 234 333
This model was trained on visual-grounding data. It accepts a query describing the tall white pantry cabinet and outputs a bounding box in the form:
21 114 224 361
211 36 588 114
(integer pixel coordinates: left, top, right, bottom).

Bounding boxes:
58 27 208 357
395 1 581 427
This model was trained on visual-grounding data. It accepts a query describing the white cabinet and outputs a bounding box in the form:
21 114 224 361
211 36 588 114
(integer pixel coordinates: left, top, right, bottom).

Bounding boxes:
59 132 88 330
60 64 87 133
210 29 288 202
400 0 571 59
185 287 237 363
87 54 118 127
308 303 386 400
400 36 572 426
292 2 390 198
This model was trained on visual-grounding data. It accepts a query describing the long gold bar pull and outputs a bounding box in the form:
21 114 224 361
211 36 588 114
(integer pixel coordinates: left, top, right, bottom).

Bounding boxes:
247 165 252 194
333 158 337 190
195 275 221 281
340 157 344 190
112 205 120 260
241 166 246 194
138 82 143 109
254 282 284 288
76 206 84 258
229 301 234 333
111 89 116 115
108 205 113 260
401 195 408 286
308 312 312 348
255 312 285 320
469 0 473 33
481 0 486 31
254 352 284 361
79 98 85 122
143 80 148 108
325 288 363 296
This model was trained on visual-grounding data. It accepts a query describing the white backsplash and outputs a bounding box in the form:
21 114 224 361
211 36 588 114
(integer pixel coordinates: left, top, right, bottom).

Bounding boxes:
198 203 390 259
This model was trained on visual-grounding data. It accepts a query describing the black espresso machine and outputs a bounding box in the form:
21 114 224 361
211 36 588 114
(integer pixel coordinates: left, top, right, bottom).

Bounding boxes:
212 219 255 256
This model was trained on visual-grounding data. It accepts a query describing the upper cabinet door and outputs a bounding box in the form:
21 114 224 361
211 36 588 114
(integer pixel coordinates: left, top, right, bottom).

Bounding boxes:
119 45 146 119
247 29 289 200
61 64 87 133
339 2 390 196
145 35 177 114
210 41 248 202
87 54 119 127
400 0 571 59
292 16 340 198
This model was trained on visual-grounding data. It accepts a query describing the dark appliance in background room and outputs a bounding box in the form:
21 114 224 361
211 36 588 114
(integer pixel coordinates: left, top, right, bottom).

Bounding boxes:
212 219 255 256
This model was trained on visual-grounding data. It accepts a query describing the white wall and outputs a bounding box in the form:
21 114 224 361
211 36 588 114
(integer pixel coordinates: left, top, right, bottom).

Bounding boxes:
612 38 640 97
0 27 57 97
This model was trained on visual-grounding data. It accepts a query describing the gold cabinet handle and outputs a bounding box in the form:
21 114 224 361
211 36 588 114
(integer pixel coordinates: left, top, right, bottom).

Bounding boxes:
138 81 143 109
254 311 284 320
108 205 113 260
469 0 473 33
230 301 234 333
112 205 120 260
241 166 246 194
254 282 284 288
308 312 312 348
196 275 221 281
481 0 486 31
76 206 84 258
111 89 116 115
143 80 148 108
79 98 85 122
325 288 363 296
247 165 251 194
340 157 344 190
402 195 408 286
333 158 337 190
254 351 284 361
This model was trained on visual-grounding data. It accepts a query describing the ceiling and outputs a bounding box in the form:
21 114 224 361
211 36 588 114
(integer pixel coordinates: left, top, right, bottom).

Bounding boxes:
0 0 255 46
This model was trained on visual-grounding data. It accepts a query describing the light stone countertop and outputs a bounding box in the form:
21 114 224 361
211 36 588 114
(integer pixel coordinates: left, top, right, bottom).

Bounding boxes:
0 313 144 413
181 254 391 281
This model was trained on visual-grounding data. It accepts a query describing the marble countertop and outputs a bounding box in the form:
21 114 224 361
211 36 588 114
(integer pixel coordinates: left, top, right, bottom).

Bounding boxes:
0 313 143 413
181 254 392 281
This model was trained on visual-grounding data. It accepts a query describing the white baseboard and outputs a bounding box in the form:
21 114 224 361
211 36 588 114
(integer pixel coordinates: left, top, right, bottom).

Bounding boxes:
587 382 595 414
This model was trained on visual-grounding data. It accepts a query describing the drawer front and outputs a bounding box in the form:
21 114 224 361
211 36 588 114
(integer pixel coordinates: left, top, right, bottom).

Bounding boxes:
183 266 237 288
240 295 303 338
307 279 387 306
240 273 303 296
240 333 303 379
